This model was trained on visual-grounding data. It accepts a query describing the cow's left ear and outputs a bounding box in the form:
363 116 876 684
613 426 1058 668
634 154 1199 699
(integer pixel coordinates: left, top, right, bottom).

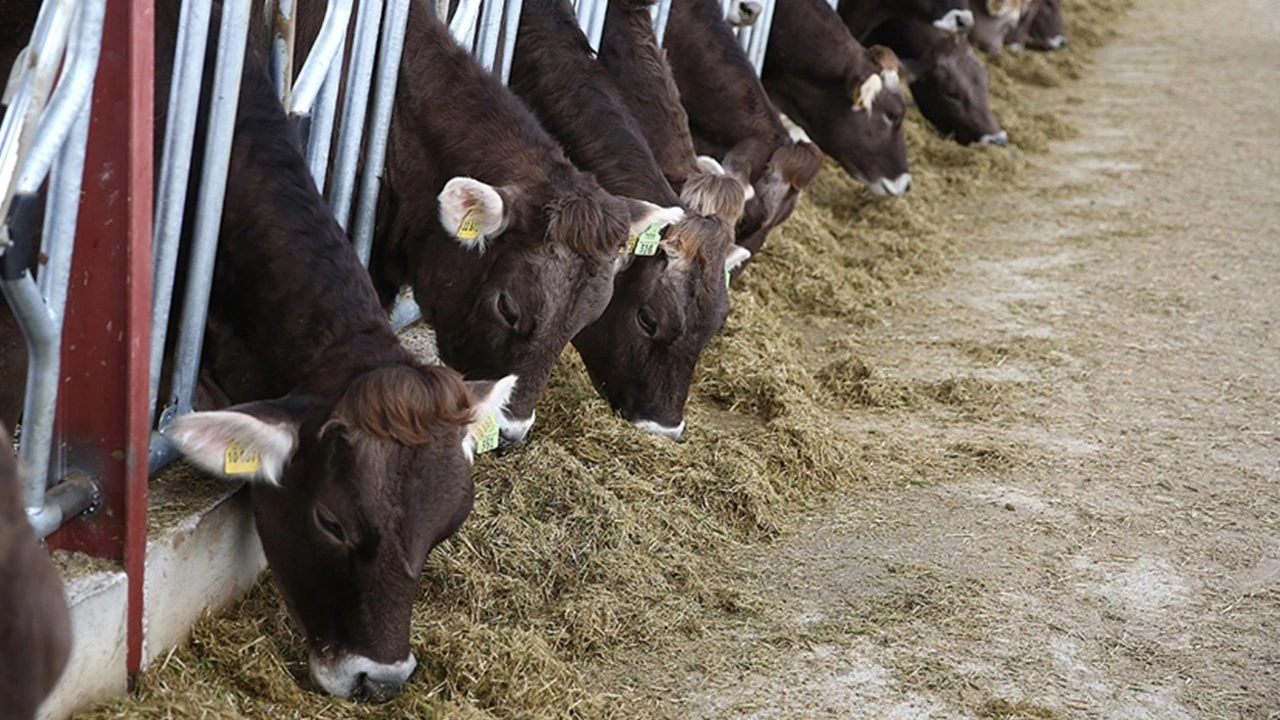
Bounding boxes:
623 198 685 240
163 397 309 485
462 375 518 462
725 245 751 275
438 177 511 251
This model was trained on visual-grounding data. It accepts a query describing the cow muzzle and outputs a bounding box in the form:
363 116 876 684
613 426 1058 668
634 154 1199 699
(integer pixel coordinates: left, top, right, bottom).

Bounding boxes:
933 9 975 33
727 0 763 27
498 409 536 447
979 130 1009 147
309 651 417 701
633 419 686 442
1041 34 1067 50
871 173 913 199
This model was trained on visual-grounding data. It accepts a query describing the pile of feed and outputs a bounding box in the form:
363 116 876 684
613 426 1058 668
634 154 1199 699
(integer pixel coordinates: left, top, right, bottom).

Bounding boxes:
82 2 1132 717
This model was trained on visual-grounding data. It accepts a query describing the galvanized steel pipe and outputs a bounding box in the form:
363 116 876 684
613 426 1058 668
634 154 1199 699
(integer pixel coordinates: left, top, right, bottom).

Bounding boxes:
290 0 354 116
328 0 385 229
497 0 523 84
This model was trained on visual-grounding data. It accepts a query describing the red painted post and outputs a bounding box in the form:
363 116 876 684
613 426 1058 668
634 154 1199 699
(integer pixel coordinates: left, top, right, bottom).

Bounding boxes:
45 0 154 681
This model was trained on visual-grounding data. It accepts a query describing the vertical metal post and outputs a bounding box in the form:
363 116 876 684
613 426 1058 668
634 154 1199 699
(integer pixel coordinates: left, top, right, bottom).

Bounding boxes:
652 0 673 46
270 0 297 104
328 0 384 228
149 0 212 427
498 0 523 83
159 0 251 426
306 46 344 189
351 0 410 266
45 0 154 682
474 0 505 73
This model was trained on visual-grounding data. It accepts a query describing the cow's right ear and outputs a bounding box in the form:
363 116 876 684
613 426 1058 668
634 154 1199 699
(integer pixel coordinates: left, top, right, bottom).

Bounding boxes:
163 397 308 485
438 177 510 251
462 375 518 462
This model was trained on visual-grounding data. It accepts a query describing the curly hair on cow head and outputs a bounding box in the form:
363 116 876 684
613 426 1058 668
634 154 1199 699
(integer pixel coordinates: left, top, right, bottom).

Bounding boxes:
544 189 630 260
328 364 475 446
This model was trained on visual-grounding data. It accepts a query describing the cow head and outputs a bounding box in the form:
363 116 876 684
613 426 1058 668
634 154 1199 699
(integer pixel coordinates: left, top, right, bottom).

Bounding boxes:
573 172 749 440
725 0 764 27
417 176 681 446
765 44 911 199
902 33 1006 146
968 0 1025 53
165 365 516 701
1027 0 1065 50
723 139 823 256
903 0 975 33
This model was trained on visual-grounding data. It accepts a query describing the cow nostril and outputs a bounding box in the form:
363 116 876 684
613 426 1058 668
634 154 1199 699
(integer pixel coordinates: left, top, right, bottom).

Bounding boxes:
359 674 406 703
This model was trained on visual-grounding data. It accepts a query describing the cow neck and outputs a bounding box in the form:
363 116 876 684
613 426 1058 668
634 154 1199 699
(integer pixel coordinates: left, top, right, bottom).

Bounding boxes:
509 0 680 209
598 3 703 192
213 57 413 399
769 0 871 83
668 0 789 175
836 0 891 42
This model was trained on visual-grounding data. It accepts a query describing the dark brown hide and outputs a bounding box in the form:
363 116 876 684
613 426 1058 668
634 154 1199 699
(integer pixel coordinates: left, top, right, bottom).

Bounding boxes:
1013 0 1065 50
864 16 1005 145
511 0 744 434
0 424 70 720
373 0 633 442
665 0 822 257
837 0 972 42
764 0 911 197
153 1 489 700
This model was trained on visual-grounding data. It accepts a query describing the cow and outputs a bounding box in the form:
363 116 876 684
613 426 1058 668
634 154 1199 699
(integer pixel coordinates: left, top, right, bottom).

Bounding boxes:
665 0 823 258
360 0 683 447
967 0 1027 53
836 0 974 41
0 425 71 720
763 0 912 199
148 2 516 701
863 16 1007 146
509 0 748 440
1007 0 1066 51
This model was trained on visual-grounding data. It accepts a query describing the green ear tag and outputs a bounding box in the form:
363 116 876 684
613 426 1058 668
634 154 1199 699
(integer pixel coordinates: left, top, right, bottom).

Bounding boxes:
633 223 661 256
457 210 481 240
224 442 261 475
471 412 500 455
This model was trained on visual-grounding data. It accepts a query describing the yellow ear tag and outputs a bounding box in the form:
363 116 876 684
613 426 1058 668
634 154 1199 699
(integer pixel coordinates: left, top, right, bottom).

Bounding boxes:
633 223 661 256
457 210 481 240
471 412 500 455
223 441 261 475
621 233 638 255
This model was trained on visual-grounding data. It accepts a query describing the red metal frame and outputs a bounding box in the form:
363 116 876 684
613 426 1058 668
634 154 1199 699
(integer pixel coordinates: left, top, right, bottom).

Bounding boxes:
45 0 153 681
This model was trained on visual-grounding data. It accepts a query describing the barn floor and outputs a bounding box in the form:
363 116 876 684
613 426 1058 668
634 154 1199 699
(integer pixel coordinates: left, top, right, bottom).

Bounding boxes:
595 0 1280 717
74 0 1280 717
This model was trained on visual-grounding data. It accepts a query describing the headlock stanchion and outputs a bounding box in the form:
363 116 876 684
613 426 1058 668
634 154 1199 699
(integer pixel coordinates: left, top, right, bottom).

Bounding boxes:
736 0 777 75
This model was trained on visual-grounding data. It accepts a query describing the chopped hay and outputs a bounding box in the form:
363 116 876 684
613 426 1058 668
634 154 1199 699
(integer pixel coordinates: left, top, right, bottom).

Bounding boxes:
81 1 1133 717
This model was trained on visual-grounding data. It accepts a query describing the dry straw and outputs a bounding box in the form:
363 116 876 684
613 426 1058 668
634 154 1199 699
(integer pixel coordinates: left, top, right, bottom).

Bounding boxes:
81 1 1133 717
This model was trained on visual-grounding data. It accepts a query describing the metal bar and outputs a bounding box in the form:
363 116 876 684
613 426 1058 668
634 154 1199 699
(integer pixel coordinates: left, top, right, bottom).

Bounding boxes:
328 0 385 229
351 0 410 267
389 295 421 332
306 42 345 188
653 0 673 47
269 0 297 104
149 0 212 427
747 0 776 76
29 472 99 539
160 0 251 424
497 0 523 84
1 258 57 509
290 0 354 116
587 0 607 53
474 0 504 72
449 0 481 50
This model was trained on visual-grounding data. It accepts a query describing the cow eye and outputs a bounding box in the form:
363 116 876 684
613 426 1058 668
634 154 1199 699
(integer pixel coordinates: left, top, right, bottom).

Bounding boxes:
637 306 658 337
496 292 519 327
315 508 346 544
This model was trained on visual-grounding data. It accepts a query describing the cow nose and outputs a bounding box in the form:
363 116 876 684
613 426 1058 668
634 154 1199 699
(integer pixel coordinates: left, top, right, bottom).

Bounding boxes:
880 173 912 198
979 130 1009 147
739 1 762 23
497 410 536 448
1045 34 1067 50
934 9 975 33
358 673 406 703
632 419 686 442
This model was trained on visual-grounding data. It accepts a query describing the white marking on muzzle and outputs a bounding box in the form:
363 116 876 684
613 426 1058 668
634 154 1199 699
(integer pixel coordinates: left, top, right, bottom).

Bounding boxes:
979 130 1009 147
1044 34 1067 50
933 9 975 33
879 173 912 198
498 410 536 445
633 419 686 442
309 651 417 699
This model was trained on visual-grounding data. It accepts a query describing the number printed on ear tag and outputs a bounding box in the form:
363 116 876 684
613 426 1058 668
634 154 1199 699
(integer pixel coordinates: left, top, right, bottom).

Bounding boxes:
224 442 261 475
633 223 661 256
472 412 500 455
458 210 481 240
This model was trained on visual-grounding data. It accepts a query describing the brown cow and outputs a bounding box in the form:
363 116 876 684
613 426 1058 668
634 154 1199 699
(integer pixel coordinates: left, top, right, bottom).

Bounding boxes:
0 425 71 720
148 2 515 701
1007 0 1066 51
836 0 974 41
510 0 748 439
665 0 823 258
863 15 1008 146
369 0 677 446
764 0 912 198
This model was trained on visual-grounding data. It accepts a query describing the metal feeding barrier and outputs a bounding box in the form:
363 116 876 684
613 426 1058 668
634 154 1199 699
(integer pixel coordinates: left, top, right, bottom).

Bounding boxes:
0 0 107 538
731 0 777 75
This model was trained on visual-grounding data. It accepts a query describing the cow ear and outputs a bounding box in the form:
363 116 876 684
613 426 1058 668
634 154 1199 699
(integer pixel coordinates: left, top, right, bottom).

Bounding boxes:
439 177 510 251
623 198 685 240
853 72 884 111
725 245 751 274
461 375 517 462
163 397 308 485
